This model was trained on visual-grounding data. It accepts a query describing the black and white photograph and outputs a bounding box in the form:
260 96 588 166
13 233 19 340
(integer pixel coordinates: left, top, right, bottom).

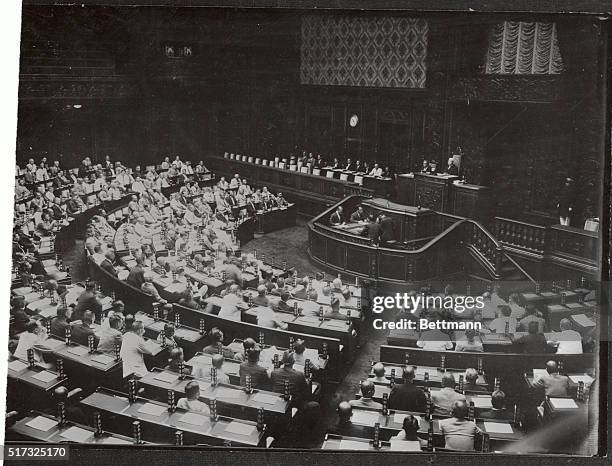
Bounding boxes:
2 1 609 462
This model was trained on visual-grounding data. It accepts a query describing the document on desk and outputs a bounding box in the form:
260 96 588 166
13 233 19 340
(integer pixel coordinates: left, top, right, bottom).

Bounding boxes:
483 422 514 434
252 393 278 405
550 398 579 409
215 388 241 399
569 375 595 385
66 346 90 356
26 416 58 432
153 371 178 383
91 354 114 365
102 436 132 445
225 421 255 436
339 439 370 450
533 369 548 379
8 360 28 372
351 410 379 426
60 426 94 443
179 412 207 426
32 371 57 383
471 396 492 408
138 403 167 417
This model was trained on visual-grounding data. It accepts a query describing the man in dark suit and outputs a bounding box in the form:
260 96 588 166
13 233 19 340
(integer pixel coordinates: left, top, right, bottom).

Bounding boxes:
99 250 118 277
72 282 102 322
270 351 312 405
245 195 258 217
531 360 570 397
344 158 355 171
71 311 99 348
513 321 550 353
388 366 427 412
478 390 514 421
363 215 382 242
463 368 488 393
125 257 146 289
50 306 71 338
329 207 344 226
379 214 394 244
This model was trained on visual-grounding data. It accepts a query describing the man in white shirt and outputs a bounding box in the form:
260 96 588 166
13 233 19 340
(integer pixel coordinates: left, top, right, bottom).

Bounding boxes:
488 305 517 333
293 339 320 371
218 285 243 321
548 318 583 354
120 320 152 378
195 354 230 385
369 163 383 177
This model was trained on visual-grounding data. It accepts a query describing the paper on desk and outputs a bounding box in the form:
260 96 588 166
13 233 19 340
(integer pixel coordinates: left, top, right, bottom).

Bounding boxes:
137 403 167 417
91 354 114 365
26 416 58 432
326 320 349 329
215 388 241 399
352 410 379 426
179 412 207 426
533 369 548 379
102 436 132 445
67 346 89 356
60 426 93 443
483 422 513 434
394 413 420 425
197 381 211 391
8 360 28 372
471 397 492 408
252 393 278 405
165 283 186 294
32 371 57 383
550 398 579 409
569 375 595 385
339 439 370 450
225 421 255 436
297 317 320 325
572 314 595 327
153 371 178 383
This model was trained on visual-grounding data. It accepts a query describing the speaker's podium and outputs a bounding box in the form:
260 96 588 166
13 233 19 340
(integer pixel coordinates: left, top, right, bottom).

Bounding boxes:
413 173 459 211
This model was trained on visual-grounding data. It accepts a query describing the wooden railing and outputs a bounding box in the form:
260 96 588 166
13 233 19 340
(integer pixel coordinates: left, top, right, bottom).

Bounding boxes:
495 217 547 254
466 220 503 278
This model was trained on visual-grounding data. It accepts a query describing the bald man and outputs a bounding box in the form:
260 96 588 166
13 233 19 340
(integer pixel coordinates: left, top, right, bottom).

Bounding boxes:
388 366 427 413
350 380 382 409
532 361 570 397
438 400 481 451
431 373 466 416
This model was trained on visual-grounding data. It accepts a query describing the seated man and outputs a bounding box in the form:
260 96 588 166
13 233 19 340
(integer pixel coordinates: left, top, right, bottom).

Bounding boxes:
478 390 514 421
252 285 269 307
349 380 382 410
275 291 293 314
517 305 546 333
390 415 426 451
202 328 235 359
454 328 483 352
239 344 270 390
489 305 517 334
270 351 316 407
417 316 453 352
157 322 178 348
165 347 192 375
71 311 99 348
177 380 210 414
255 306 288 330
97 314 123 355
462 368 488 393
293 338 320 371
532 360 570 397
438 400 481 451
370 363 388 384
195 353 230 384
350 206 366 223
431 374 466 416
323 297 349 321
388 366 427 413
141 273 167 304
329 206 344 226
513 321 550 353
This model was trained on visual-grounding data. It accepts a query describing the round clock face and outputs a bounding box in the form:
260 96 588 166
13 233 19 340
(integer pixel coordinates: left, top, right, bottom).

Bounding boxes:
349 114 359 127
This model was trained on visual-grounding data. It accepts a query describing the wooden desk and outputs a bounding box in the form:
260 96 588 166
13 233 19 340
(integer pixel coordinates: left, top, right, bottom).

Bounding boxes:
451 182 491 222
9 412 144 445
138 368 289 422
414 173 458 211
367 364 487 388
322 433 392 451
7 358 64 411
80 388 265 446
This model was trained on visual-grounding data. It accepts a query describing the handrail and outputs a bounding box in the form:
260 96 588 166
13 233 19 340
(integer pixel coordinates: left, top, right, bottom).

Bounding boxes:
503 251 537 284
496 216 547 230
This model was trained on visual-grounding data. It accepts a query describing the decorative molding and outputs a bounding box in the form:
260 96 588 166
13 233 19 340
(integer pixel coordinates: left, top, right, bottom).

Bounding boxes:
448 76 561 102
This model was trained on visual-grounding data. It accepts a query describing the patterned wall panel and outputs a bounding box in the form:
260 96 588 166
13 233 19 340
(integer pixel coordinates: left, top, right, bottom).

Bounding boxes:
300 16 428 88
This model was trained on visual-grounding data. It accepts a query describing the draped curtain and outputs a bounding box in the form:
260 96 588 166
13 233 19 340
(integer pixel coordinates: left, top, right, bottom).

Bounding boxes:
485 22 563 74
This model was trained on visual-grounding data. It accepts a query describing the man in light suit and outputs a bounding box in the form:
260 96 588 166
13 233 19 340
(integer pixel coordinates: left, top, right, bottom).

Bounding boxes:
438 401 481 451
431 374 466 416
531 360 570 397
